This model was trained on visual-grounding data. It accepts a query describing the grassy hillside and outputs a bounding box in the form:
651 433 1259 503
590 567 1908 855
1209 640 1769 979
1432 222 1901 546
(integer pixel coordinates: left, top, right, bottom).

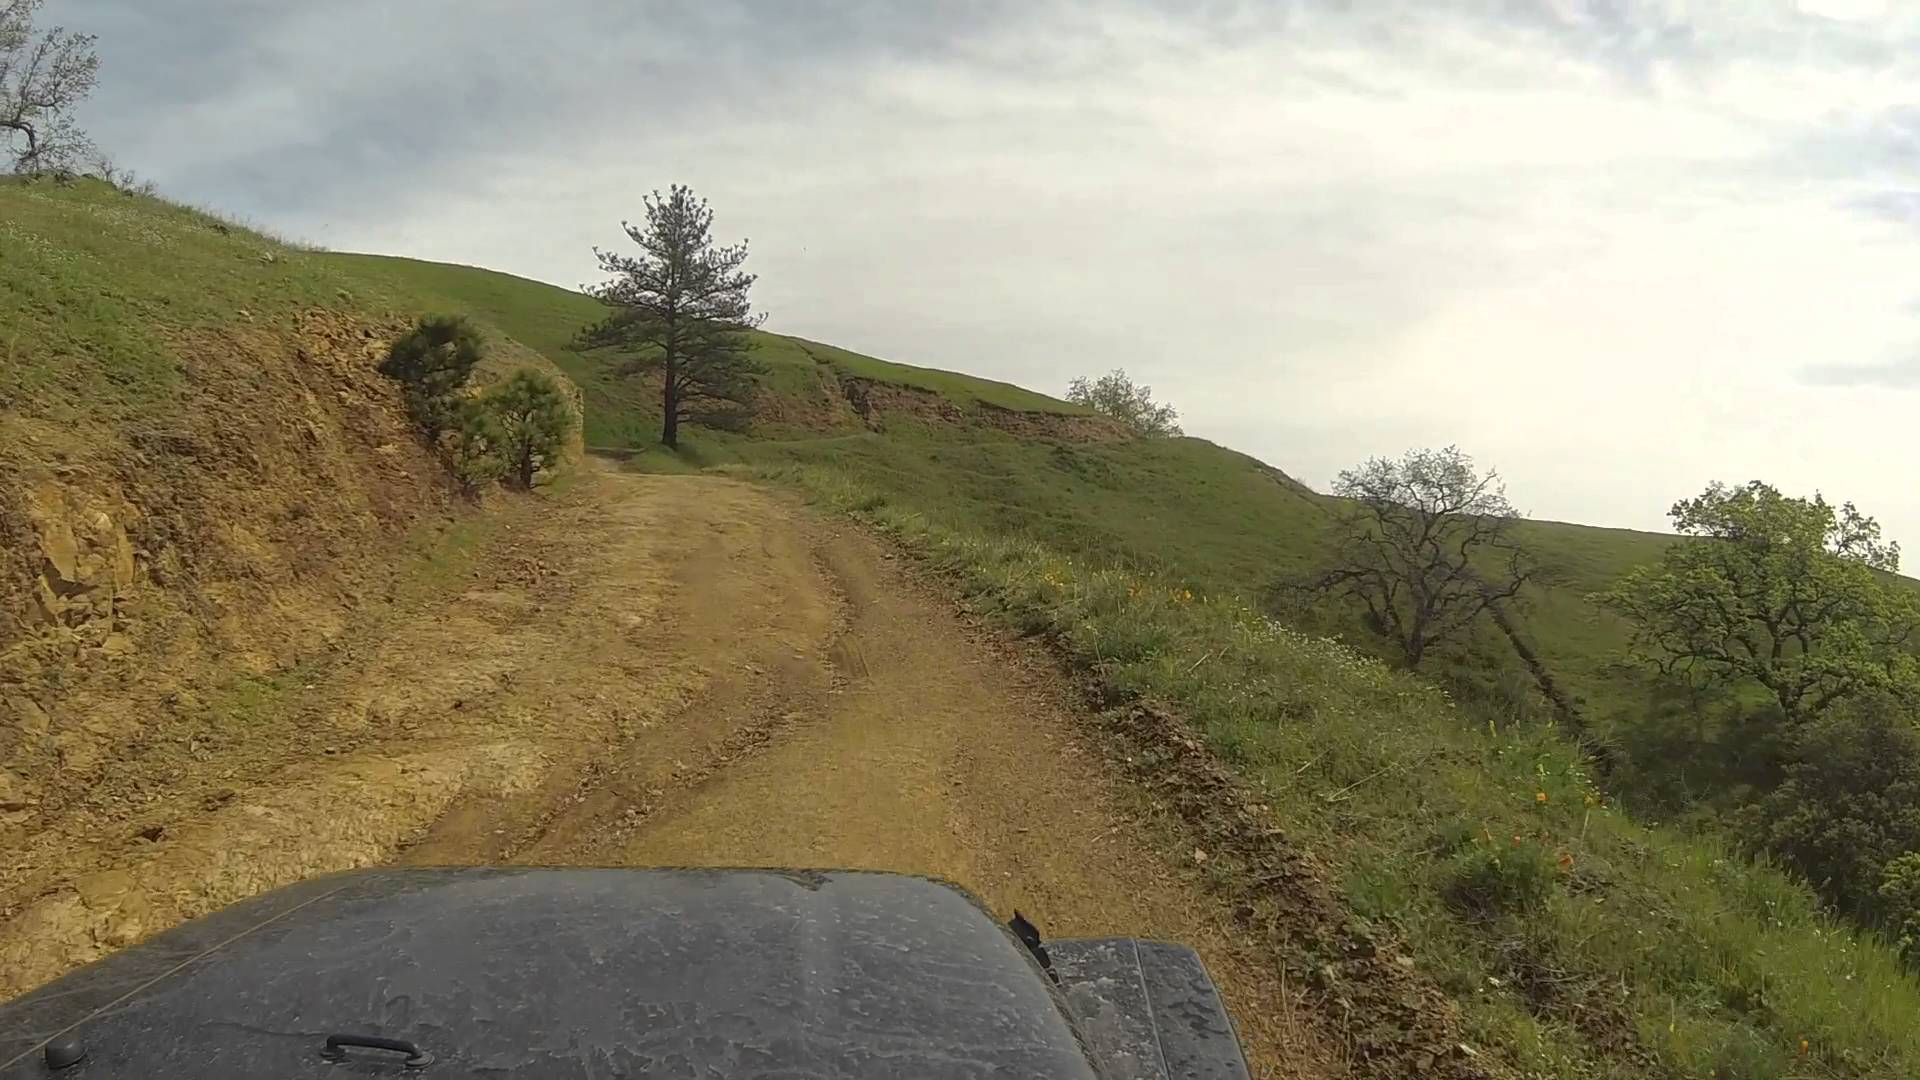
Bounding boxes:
2 180 345 425
315 253 1087 448
752 455 1914 1070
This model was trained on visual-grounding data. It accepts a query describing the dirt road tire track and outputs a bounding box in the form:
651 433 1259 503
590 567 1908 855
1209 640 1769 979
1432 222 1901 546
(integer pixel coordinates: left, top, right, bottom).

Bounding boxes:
0 463 1337 1077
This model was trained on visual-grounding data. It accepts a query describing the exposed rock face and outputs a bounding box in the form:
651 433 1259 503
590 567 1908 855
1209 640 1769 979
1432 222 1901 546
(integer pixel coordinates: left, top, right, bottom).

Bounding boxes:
0 309 456 829
741 337 1132 442
20 478 139 633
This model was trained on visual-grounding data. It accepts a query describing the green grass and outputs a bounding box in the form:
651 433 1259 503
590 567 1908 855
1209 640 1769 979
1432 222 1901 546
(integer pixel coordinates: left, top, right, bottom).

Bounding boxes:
706 424 1656 728
389 515 494 604
0 178 354 423
711 427 1328 585
0 178 1078 443
750 459 1920 1079
311 252 655 445
208 670 304 727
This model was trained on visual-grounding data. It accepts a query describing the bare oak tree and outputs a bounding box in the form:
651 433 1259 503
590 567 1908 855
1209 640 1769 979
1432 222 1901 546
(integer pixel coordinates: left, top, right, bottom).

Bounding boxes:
1302 446 1532 667
576 185 764 448
1 0 99 173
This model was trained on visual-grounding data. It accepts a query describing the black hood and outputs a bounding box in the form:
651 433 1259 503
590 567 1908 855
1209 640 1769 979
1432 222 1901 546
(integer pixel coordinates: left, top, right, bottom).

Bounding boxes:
0 867 1101 1078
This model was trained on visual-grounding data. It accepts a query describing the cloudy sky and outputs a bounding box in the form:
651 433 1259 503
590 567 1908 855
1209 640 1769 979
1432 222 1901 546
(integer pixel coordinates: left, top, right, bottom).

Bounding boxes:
47 0 1920 542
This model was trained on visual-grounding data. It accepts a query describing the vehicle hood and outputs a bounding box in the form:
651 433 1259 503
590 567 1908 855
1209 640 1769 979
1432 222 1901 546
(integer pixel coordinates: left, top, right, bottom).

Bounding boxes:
0 867 1098 1078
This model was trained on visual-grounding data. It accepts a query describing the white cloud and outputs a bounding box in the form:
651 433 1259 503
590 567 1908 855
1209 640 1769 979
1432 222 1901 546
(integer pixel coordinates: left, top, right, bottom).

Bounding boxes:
56 0 1920 549
1800 0 1890 22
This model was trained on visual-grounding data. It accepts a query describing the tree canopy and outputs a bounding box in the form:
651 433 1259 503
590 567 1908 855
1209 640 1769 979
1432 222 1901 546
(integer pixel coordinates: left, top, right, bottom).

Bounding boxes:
1065 369 1181 437
1596 481 1919 724
378 314 486 440
577 185 764 447
1 0 98 173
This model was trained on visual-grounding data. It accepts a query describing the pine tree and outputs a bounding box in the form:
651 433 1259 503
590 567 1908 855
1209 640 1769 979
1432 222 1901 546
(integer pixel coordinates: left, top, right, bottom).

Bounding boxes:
483 369 574 489
577 185 764 447
378 314 484 440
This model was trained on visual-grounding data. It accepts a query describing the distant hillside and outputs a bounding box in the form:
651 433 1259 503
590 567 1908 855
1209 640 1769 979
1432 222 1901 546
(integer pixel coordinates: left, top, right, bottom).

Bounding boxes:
316 253 1103 449
320 244 1703 763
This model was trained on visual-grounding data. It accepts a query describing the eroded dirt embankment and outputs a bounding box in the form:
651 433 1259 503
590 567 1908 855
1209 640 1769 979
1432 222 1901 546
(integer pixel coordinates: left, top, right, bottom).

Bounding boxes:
0 310 450 824
0 463 1344 1078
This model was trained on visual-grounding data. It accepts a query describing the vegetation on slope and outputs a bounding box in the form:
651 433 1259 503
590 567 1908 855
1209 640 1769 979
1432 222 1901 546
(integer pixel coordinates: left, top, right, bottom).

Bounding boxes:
0 180 590 831
0 177 1106 835
2 178 346 423
317 254 1086 449
735 449 1920 1079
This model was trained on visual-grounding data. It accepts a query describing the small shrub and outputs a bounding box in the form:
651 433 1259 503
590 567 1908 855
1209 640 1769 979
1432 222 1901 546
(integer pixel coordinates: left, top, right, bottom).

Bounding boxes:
379 315 484 440
1663 1016 1791 1080
1442 839 1556 918
447 400 507 494
1344 863 1414 922
1736 697 1920 923
1879 853 1920 967
481 369 574 490
1430 816 1479 856
1711 1026 1789 1080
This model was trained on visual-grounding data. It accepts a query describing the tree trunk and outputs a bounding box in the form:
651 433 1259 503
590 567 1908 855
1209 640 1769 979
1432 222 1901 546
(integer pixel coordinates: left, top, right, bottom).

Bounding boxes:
661 348 680 448
1485 596 1618 778
1405 603 1430 668
518 445 534 490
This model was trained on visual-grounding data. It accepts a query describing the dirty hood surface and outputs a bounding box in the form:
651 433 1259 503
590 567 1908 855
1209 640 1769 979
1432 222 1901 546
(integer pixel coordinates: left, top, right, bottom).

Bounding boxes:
0 867 1099 1078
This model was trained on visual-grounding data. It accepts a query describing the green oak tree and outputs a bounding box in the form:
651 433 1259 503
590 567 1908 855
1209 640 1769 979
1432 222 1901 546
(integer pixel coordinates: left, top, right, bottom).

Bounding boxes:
1597 481 1919 725
1065 369 1182 437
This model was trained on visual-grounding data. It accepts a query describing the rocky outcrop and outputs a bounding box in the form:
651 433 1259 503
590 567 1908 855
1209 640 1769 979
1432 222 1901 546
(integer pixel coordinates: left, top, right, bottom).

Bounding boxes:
18 477 139 634
972 400 1128 442
768 338 1124 442
838 376 1127 442
839 376 965 427
0 308 456 825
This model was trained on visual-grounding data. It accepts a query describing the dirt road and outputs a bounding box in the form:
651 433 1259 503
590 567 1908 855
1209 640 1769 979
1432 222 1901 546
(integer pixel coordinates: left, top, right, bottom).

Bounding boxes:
0 464 1333 1076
